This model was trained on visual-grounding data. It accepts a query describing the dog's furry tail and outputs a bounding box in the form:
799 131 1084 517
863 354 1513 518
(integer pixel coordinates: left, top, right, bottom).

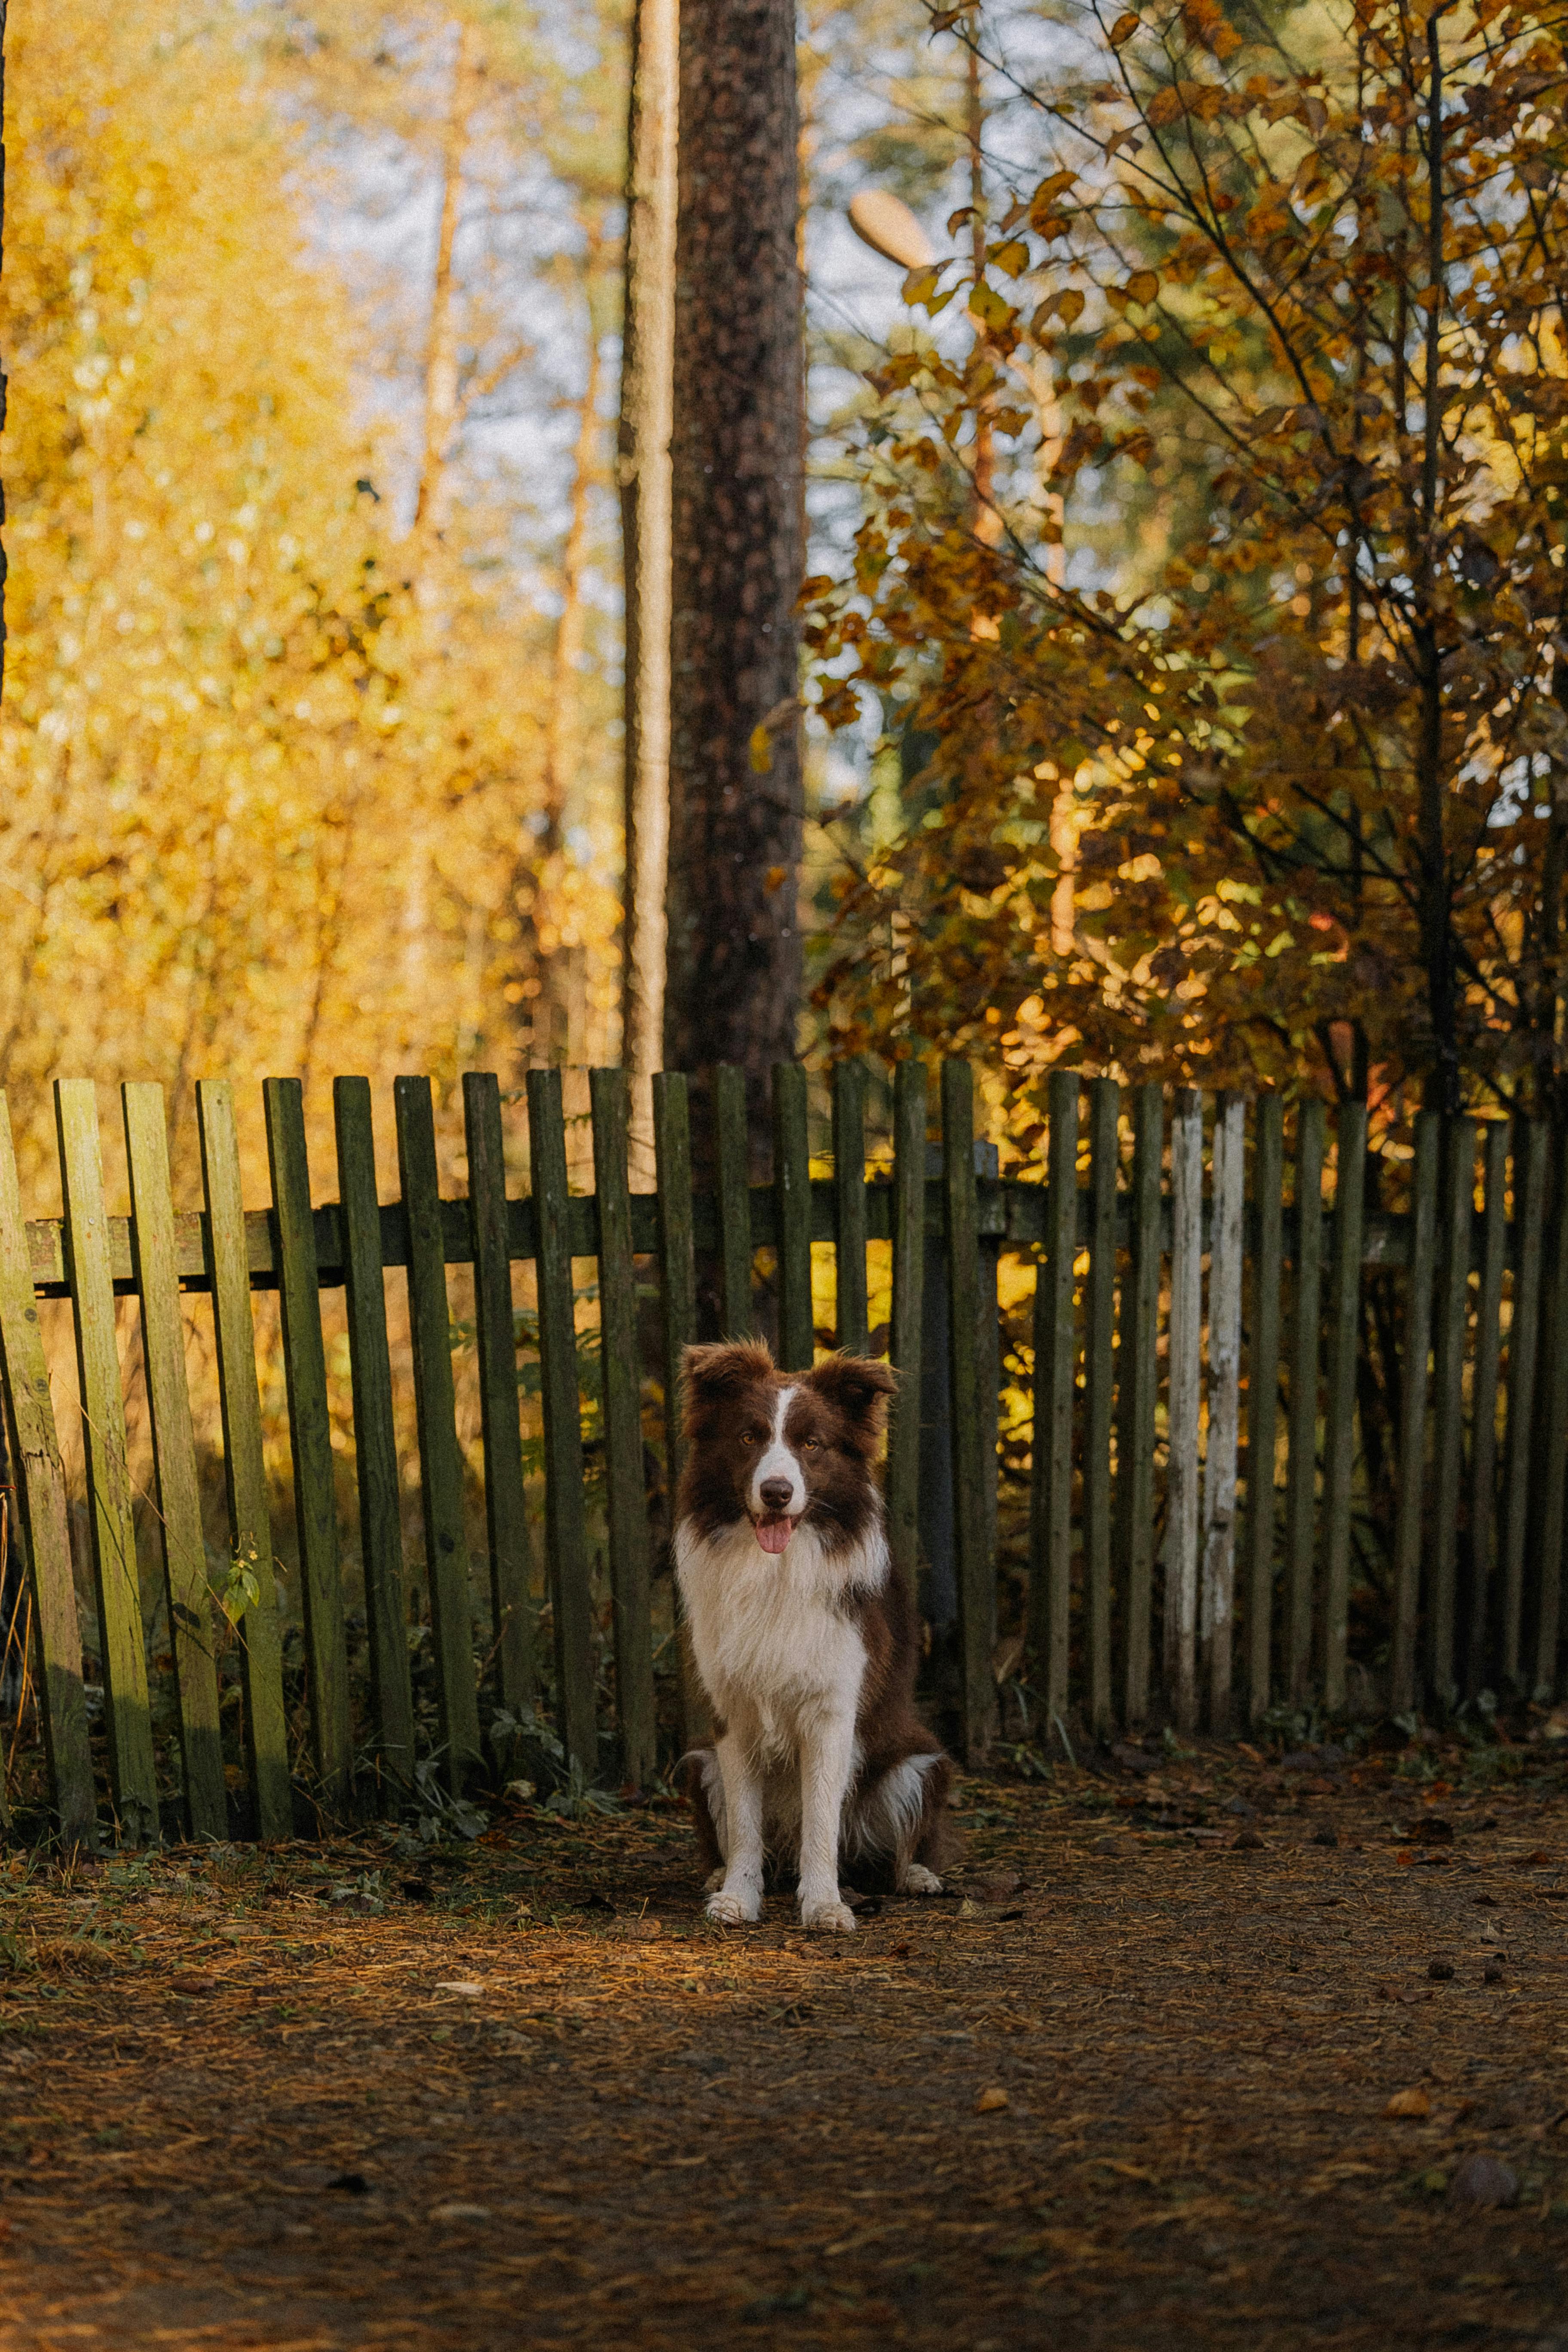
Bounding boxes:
678 1746 725 1877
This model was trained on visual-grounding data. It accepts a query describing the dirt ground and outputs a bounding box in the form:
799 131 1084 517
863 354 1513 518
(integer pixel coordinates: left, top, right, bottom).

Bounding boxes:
1 1733 1565 2352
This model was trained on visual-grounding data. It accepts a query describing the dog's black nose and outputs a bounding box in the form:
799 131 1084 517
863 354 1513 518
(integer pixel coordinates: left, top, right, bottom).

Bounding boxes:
759 1477 794 1512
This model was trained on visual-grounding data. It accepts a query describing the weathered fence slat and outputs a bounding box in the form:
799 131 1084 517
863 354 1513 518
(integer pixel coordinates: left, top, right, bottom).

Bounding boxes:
1245 1093 1285 1726
652 1071 705 1747
1167 1088 1203 1735
122 1083 226 1841
590 1068 656 1786
1530 1135 1568 1697
1084 1077 1119 1741
55 1080 159 1838
394 1077 483 1788
885 1059 926 1601
1466 1120 1510 1697
1203 1092 1245 1733
1390 1111 1439 1716
1285 1099 1325 1702
1120 1081 1162 1728
1320 1100 1367 1712
940 1060 992 1764
196 1081 290 1838
393 1080 481 1780
831 1063 869 1356
652 1073 696 1495
526 1067 597 1776
264 1077 352 1809
1429 1122 1475 1705
773 1062 813 1371
713 1064 753 1340
1031 1071 1079 1726
1500 1117 1548 1688
0 1093 95 1841
460 1072 534 1720
333 1078 415 1792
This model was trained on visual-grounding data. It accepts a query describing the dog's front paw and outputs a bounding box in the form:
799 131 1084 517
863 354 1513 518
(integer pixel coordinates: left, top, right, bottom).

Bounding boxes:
801 1897 857 1935
705 1886 761 1926
901 1863 943 1896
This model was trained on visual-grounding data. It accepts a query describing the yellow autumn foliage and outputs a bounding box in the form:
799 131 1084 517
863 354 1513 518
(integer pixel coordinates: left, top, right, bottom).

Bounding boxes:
0 0 617 1197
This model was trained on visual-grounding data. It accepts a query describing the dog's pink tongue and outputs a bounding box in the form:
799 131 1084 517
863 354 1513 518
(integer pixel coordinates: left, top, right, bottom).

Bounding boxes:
755 1517 795 1555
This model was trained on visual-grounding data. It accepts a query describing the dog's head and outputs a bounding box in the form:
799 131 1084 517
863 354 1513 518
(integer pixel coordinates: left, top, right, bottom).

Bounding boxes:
678 1341 897 1556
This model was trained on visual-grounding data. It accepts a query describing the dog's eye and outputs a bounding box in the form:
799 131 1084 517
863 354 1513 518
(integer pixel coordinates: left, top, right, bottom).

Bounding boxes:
801 1436 820 1452
741 1429 764 1446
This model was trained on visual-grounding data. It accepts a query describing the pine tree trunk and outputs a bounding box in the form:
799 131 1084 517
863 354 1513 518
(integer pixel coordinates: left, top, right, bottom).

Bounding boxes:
666 0 804 1123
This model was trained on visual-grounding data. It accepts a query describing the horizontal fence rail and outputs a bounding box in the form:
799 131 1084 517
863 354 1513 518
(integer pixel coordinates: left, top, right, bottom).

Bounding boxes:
0 1063 1564 1848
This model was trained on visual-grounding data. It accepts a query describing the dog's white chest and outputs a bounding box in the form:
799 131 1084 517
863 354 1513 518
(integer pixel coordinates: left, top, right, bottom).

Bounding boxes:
675 1521 876 1748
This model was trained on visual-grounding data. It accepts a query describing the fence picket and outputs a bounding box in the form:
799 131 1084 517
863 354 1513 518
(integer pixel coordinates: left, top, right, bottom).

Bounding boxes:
831 1063 869 1356
55 1081 159 1839
333 1078 415 1794
264 1078 352 1810
1285 1099 1325 1702
460 1072 534 1719
1429 1122 1475 1705
1499 1117 1548 1689
1466 1120 1510 1696
122 1084 226 1841
885 1060 926 1603
1168 1089 1203 1735
527 1067 597 1776
590 1068 656 1786
1120 1082 1163 1728
391 1077 482 1788
652 1071 705 1746
1529 1137 1568 1698
1390 1112 1440 1715
1031 1072 1079 1726
940 1061 992 1764
1203 1092 1245 1733
196 1081 291 1838
713 1064 753 1339
1245 1095 1285 1725
773 1062 813 1370
1321 1101 1367 1711
0 1093 95 1841
1084 1078 1119 1741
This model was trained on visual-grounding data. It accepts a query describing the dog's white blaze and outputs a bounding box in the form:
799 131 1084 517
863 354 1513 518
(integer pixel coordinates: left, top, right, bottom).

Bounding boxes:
748 1383 806 1520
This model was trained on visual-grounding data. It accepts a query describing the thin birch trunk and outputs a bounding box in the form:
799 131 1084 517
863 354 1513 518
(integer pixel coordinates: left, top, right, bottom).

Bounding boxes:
620 0 677 1130
537 287 607 1065
413 22 479 540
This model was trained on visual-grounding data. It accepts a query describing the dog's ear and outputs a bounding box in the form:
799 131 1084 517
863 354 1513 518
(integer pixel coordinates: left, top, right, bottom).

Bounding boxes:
805 1352 898 1443
680 1340 776 1432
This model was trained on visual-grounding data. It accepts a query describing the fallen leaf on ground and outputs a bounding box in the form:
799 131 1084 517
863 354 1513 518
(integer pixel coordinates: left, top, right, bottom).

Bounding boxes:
1384 2088 1431 2119
975 2086 1010 2114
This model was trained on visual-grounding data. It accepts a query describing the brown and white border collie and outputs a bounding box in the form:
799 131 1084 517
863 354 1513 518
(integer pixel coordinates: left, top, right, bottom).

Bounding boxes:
674 1341 950 1934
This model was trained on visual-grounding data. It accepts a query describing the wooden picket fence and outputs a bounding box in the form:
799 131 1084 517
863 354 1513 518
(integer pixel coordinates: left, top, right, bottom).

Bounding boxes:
0 1058 1564 1847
